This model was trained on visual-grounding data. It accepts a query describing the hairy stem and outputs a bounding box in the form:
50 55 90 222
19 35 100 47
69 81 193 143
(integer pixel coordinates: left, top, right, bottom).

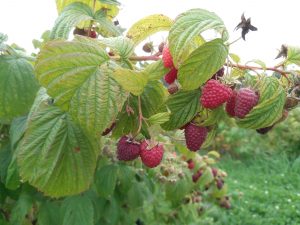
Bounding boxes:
134 95 143 137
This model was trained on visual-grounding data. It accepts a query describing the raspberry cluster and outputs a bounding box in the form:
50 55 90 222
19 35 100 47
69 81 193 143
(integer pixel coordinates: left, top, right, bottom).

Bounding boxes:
117 136 164 168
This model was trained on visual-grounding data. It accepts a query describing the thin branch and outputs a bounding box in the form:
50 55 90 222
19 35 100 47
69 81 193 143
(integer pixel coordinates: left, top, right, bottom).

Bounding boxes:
135 95 143 137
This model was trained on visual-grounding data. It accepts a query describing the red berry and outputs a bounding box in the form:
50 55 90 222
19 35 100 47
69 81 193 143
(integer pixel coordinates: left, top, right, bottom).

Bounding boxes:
117 136 140 161
162 46 174 68
200 80 233 109
216 179 224 190
89 30 97 38
226 90 237 117
187 159 195 170
140 141 164 168
184 123 208 151
235 88 259 118
212 168 218 177
256 125 274 134
192 169 203 183
164 68 177 84
167 82 178 94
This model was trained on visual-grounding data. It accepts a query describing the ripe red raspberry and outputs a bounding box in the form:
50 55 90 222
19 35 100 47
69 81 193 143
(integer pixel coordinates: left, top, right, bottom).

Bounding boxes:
187 159 195 170
162 46 174 68
235 88 259 118
140 141 164 168
200 80 233 109
216 179 224 190
225 90 237 117
164 68 177 84
117 136 140 161
184 123 208 151
192 169 203 182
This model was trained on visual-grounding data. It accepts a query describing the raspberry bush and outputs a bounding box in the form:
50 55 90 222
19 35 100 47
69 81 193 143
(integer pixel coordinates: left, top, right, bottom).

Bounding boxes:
0 0 299 224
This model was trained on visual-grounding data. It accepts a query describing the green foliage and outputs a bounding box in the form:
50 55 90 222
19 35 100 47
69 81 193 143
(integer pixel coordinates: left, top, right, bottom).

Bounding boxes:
0 55 39 122
61 195 94 225
35 38 126 137
162 90 201 130
178 38 228 90
0 2 300 225
237 77 286 129
127 14 173 45
18 96 99 197
169 8 229 66
286 45 300 66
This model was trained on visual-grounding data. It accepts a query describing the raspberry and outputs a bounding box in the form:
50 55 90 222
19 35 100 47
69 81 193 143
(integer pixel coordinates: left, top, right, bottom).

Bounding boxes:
164 68 177 84
216 179 224 190
235 88 259 118
117 136 140 161
184 123 208 151
167 83 178 94
192 169 203 182
211 67 225 79
200 80 232 109
89 30 97 38
187 159 195 170
162 46 174 68
225 90 237 117
140 141 164 168
212 168 218 177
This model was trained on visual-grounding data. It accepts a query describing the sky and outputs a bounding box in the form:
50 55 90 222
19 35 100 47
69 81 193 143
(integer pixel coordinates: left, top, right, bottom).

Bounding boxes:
1 0 299 65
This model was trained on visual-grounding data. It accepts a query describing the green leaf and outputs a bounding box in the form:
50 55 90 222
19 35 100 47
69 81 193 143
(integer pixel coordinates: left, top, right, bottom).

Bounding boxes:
10 116 27 149
247 59 266 70
113 81 167 137
10 190 33 225
0 144 11 184
161 90 201 130
229 53 240 63
178 38 228 90
144 60 169 81
0 55 39 121
99 37 134 59
98 0 120 5
37 201 61 225
117 164 135 193
198 168 214 188
95 164 119 198
127 14 173 46
61 195 94 225
127 181 146 208
287 46 300 66
148 112 170 126
169 8 229 65
50 2 94 39
35 39 125 136
56 0 119 19
94 10 122 37
237 77 286 129
113 68 148 96
0 33 8 43
166 177 192 204
198 107 224 127
18 102 99 197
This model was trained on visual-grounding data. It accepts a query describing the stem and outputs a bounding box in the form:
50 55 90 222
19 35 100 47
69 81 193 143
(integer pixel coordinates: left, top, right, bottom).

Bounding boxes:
227 36 242 46
135 96 143 137
225 62 291 80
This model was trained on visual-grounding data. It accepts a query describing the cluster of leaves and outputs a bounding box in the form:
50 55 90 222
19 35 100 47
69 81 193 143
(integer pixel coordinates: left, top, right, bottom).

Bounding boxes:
1 0 300 224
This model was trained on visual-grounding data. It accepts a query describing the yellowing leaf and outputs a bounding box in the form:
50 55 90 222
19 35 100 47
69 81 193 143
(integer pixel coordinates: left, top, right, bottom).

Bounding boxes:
127 14 173 46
